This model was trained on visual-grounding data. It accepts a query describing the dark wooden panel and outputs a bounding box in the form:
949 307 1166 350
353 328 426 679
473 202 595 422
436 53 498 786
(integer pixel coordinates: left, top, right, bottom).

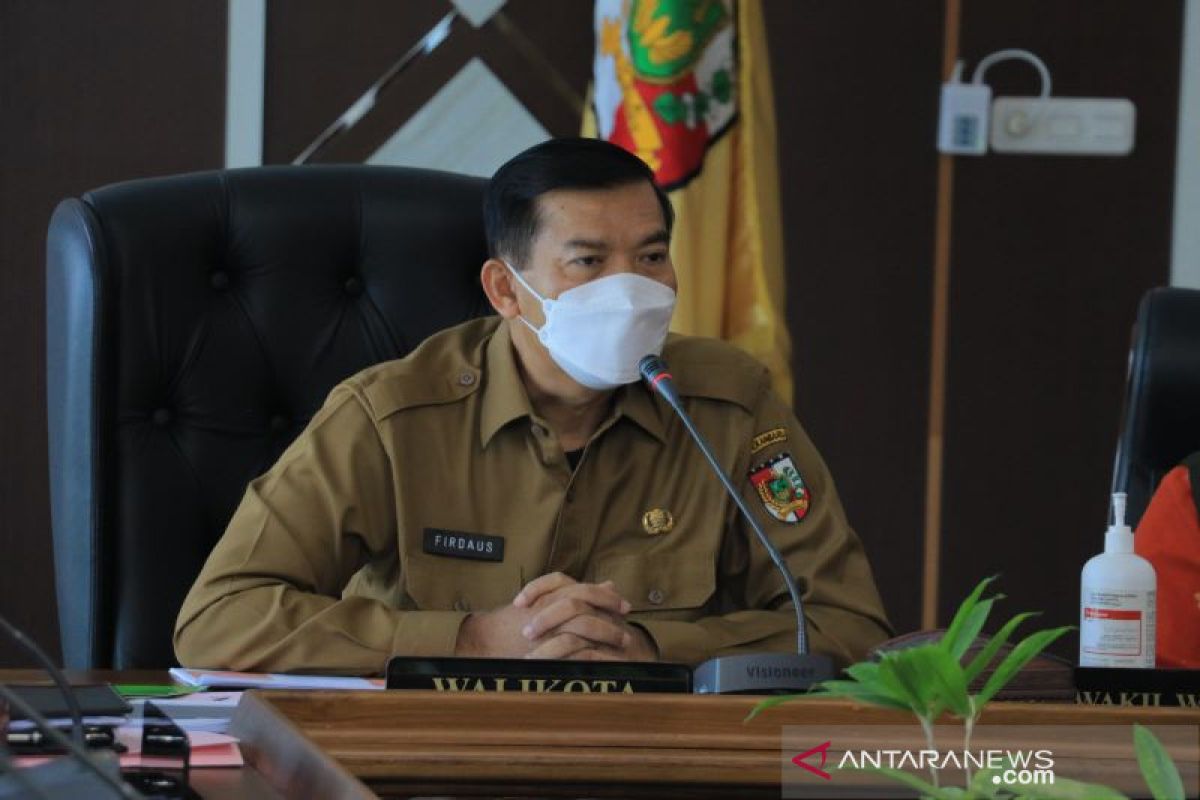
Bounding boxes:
766 0 944 635
264 0 593 165
263 0 452 163
941 0 1182 649
0 0 226 665
321 0 595 161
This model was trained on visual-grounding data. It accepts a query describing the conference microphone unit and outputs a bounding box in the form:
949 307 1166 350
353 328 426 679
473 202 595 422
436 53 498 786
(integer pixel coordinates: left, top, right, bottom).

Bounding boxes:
0 614 140 799
639 355 835 694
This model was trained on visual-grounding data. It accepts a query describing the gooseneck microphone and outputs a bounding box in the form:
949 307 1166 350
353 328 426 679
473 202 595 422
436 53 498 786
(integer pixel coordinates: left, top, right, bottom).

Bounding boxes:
639 355 835 694
640 356 809 654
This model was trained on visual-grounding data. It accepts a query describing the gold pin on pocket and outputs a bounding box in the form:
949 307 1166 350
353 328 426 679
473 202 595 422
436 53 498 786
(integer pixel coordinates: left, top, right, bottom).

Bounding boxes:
641 508 674 536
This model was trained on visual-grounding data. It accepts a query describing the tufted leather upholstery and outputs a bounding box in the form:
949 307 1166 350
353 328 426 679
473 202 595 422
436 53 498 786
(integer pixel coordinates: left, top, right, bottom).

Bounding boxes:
46 166 491 668
1111 286 1200 528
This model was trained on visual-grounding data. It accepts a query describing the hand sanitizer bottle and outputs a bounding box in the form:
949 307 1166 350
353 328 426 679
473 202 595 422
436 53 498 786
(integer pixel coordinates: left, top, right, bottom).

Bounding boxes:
1079 492 1156 668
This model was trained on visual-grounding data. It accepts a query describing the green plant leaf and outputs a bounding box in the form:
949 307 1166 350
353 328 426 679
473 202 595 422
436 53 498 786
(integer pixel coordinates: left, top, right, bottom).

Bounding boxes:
940 575 998 658
809 680 913 712
744 659 916 721
974 625 1072 706
876 645 971 719
845 660 883 684
968 767 1005 799
964 611 1039 685
979 753 1128 796
1000 775 1128 799
839 662 914 707
745 692 808 721
946 596 999 662
972 753 1128 800
878 648 936 717
849 765 963 799
1134 723 1186 800
874 653 920 711
840 661 900 699
920 646 973 718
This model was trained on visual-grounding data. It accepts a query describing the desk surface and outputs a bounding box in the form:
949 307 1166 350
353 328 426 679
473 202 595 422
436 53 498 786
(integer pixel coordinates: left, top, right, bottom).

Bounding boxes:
236 685 1200 798
5 670 1200 799
1 670 291 799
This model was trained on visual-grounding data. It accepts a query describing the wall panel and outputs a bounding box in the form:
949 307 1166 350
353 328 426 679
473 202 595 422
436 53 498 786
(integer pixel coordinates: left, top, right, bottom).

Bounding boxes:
0 0 1186 667
766 0 944 634
264 0 593 165
941 0 1183 648
0 1 226 665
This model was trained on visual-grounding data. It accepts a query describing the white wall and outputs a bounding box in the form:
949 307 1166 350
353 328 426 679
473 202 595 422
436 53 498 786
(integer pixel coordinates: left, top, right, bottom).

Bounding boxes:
225 0 266 168
1172 0 1200 287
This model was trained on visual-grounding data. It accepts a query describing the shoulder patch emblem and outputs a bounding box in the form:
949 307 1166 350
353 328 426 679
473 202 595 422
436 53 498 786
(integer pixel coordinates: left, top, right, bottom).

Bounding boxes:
748 453 811 523
750 427 788 454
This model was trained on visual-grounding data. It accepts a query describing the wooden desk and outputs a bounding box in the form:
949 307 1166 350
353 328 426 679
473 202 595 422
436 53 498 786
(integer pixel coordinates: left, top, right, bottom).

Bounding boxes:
231 689 1200 798
0 670 365 799
6 671 1198 798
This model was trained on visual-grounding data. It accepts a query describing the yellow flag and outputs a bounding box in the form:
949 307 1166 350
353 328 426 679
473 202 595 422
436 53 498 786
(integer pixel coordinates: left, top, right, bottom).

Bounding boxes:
588 0 792 401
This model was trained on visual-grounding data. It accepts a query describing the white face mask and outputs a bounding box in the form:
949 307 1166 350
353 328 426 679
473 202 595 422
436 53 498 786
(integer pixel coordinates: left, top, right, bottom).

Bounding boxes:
506 262 677 390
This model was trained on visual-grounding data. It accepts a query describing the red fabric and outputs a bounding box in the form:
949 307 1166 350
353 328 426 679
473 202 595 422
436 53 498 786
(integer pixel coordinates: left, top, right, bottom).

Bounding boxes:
1134 464 1200 668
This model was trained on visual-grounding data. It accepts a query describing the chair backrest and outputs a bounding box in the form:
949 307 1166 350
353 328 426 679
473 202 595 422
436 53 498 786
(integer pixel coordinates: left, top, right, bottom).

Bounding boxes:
46 165 492 668
1111 286 1200 528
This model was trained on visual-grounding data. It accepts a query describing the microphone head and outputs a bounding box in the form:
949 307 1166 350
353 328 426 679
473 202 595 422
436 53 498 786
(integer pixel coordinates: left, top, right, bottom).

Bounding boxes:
639 354 669 382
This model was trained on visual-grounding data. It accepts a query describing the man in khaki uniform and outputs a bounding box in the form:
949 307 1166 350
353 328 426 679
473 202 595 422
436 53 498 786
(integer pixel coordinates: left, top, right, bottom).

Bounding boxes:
174 138 891 674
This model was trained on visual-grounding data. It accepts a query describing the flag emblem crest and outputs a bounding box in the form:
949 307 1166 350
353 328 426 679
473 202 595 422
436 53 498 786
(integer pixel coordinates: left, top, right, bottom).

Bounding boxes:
748 453 811 523
593 0 737 189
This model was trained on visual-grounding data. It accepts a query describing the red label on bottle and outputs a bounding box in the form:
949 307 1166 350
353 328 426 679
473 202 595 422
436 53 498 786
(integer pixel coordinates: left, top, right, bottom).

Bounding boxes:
1084 608 1141 621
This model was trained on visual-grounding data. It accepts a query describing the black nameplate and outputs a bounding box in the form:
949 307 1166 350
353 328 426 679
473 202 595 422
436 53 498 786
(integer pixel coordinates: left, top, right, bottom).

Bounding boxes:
1075 666 1200 707
386 656 692 694
423 528 504 562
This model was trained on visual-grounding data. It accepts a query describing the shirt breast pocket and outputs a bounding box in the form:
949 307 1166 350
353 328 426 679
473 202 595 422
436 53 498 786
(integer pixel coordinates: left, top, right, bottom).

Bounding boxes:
595 552 716 619
402 554 522 613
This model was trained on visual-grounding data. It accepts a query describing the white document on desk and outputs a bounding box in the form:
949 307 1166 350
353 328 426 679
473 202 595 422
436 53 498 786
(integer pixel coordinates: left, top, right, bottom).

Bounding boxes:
169 667 385 691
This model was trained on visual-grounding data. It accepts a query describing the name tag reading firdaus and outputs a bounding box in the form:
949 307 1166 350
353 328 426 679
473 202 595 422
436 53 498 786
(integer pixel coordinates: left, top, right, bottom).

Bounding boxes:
423 528 505 562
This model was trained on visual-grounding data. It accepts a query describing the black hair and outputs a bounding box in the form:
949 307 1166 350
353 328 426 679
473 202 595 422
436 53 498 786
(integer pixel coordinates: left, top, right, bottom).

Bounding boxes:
483 137 674 269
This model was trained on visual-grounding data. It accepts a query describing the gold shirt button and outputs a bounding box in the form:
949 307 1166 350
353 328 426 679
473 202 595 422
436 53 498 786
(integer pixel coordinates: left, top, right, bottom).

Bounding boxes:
647 589 665 605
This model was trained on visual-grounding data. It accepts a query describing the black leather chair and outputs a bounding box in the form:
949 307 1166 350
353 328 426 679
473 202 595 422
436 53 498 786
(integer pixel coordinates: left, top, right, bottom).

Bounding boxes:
1111 286 1200 528
46 165 492 668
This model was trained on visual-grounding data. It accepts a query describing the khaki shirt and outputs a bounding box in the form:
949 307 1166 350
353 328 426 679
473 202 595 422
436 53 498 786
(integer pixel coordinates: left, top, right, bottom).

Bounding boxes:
174 317 891 673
